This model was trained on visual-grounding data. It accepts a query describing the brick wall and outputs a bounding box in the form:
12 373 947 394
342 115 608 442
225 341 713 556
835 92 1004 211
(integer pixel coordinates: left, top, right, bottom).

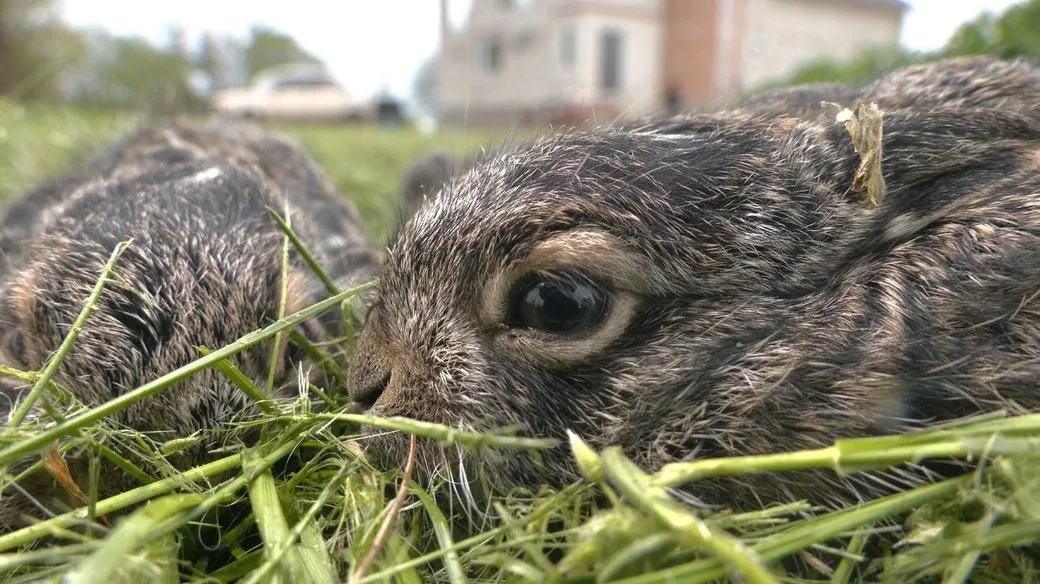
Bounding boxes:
662 0 721 108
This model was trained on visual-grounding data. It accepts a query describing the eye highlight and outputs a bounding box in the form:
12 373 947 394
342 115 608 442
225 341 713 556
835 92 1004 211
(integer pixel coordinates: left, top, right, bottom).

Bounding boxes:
507 272 610 335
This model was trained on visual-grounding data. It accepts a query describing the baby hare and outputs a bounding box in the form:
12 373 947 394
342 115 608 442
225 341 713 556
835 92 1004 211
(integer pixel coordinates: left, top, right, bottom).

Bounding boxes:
0 119 380 526
352 56 1040 511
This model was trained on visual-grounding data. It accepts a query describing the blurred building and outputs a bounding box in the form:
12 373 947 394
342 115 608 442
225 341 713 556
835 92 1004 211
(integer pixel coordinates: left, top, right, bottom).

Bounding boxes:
436 0 907 128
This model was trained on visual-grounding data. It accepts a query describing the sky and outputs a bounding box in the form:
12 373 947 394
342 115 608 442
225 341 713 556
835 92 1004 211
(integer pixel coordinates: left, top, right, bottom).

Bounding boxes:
58 0 1026 102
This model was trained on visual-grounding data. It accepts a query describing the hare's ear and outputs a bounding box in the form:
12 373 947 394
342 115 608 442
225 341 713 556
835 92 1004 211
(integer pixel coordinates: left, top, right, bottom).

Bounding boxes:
867 107 1039 201
400 151 458 216
387 151 461 245
736 83 862 117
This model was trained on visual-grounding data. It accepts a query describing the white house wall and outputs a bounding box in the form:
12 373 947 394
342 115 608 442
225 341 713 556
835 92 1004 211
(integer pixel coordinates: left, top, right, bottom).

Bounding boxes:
437 0 663 124
569 12 662 116
438 0 562 121
739 0 904 91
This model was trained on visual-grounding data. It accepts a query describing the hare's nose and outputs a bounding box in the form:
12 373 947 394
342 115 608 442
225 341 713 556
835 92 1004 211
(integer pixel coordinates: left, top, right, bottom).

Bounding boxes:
347 308 394 409
347 308 433 412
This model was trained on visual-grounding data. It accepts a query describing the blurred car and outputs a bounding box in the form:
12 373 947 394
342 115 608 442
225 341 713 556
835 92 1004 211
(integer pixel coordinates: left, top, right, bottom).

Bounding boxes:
211 64 374 123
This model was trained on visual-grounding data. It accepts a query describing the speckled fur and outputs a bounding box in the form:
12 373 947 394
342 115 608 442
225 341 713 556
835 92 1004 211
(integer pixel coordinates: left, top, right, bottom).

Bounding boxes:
397 151 458 224
354 56 1040 513
0 119 381 526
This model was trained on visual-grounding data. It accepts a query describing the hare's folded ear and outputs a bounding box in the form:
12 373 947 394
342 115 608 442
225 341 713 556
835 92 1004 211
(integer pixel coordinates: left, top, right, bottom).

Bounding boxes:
867 107 1040 197
735 83 863 117
868 56 1040 111
399 151 459 219
386 151 463 245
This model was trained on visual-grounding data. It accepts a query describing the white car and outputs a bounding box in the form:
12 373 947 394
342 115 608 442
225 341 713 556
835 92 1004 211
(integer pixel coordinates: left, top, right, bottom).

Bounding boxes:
211 64 374 123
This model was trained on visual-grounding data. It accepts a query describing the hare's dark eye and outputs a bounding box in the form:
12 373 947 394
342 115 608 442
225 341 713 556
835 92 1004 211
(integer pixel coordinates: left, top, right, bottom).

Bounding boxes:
508 273 610 335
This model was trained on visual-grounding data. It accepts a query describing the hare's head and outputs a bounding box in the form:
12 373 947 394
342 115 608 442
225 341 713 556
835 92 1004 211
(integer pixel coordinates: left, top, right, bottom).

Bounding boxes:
348 116 876 507
349 57 1040 511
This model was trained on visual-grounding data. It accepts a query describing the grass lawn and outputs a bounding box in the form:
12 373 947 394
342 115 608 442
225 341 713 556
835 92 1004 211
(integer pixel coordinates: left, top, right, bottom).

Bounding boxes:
0 99 1038 583
0 99 504 242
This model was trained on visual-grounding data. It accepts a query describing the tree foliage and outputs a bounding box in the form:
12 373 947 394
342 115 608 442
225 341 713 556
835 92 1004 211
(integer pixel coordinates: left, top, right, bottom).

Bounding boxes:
756 0 1040 93
63 28 206 113
945 0 1040 60
243 25 323 82
0 4 325 111
194 32 249 92
0 0 85 100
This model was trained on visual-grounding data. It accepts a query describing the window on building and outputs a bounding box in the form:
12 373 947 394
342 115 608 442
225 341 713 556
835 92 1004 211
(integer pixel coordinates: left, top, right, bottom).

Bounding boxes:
600 28 623 93
270 73 338 91
559 24 576 68
478 36 504 73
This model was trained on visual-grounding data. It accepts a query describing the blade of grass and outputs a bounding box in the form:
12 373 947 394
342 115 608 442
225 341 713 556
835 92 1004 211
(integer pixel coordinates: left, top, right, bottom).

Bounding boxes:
306 413 558 450
600 447 777 584
654 417 1040 488
297 522 339 584
244 450 302 584
412 484 469 584
596 532 675 582
350 434 417 583
198 347 281 416
221 511 257 552
242 456 353 584
206 551 264 583
289 328 347 389
357 525 510 583
133 432 307 548
60 493 205 584
829 528 869 584
493 500 556 575
7 240 131 427
95 442 155 486
0 542 96 572
0 281 374 470
612 475 970 584
0 451 242 552
266 206 340 295
266 203 293 398
86 443 100 524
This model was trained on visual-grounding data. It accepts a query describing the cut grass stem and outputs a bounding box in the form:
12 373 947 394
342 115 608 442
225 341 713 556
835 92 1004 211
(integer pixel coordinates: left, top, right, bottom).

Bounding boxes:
304 413 557 450
244 450 304 583
610 476 970 584
0 451 242 552
654 413 1040 488
601 447 777 584
266 206 341 296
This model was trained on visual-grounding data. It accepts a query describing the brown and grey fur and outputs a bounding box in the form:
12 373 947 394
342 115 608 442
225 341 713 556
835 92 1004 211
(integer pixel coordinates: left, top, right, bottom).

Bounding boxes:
352 55 1040 513
0 119 381 526
396 146 515 223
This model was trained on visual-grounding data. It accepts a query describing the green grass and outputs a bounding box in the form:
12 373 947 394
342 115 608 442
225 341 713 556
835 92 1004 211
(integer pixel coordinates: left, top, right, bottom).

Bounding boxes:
0 99 501 243
1 100 1039 583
